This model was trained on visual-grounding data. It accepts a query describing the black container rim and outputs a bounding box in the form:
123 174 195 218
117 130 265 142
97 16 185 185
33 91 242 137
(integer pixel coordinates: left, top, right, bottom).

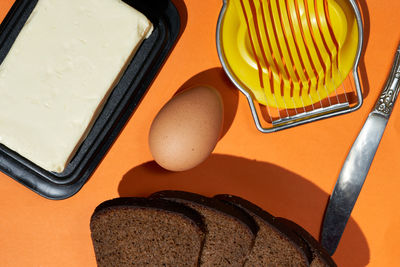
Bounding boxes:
0 0 181 200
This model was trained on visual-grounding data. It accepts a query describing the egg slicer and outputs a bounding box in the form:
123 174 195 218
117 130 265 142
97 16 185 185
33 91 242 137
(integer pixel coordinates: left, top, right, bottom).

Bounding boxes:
217 0 364 132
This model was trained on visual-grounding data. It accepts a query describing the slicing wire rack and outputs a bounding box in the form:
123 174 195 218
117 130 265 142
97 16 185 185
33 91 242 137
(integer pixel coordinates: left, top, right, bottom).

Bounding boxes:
217 0 364 132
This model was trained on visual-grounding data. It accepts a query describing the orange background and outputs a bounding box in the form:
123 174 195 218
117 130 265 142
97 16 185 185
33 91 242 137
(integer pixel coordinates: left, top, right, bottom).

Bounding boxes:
0 0 399 266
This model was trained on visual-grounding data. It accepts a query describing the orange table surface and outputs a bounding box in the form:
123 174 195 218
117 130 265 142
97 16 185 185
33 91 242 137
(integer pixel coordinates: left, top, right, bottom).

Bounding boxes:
0 0 399 266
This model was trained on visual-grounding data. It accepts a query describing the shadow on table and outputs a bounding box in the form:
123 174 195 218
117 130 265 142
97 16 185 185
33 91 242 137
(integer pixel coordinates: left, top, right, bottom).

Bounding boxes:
118 154 370 267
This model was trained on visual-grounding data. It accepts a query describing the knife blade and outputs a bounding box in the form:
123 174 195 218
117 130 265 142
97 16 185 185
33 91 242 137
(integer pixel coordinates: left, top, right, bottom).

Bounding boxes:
321 45 400 255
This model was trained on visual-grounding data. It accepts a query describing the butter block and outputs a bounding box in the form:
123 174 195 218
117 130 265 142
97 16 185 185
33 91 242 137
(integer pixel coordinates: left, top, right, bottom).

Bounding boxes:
0 0 153 172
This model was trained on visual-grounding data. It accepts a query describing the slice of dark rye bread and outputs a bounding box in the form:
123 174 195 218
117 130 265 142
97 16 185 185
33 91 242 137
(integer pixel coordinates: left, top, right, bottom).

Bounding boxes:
150 190 259 267
275 218 337 267
215 194 337 267
214 194 314 266
90 197 206 267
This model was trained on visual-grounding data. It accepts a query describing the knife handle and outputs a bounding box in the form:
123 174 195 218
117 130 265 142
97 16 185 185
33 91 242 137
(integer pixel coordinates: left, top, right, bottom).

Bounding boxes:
374 45 400 118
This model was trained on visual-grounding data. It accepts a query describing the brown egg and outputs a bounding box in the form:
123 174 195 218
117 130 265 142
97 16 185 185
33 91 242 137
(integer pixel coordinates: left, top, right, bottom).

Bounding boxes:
149 86 223 171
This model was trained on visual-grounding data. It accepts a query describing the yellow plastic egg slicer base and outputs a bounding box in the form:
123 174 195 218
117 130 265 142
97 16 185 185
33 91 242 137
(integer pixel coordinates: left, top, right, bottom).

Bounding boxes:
217 0 364 132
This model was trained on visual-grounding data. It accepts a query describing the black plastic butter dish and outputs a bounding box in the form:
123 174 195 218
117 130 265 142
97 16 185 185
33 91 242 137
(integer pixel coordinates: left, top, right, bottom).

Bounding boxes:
0 0 180 199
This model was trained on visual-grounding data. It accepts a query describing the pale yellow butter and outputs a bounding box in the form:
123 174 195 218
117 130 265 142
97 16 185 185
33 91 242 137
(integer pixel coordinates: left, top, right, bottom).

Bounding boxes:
0 0 153 172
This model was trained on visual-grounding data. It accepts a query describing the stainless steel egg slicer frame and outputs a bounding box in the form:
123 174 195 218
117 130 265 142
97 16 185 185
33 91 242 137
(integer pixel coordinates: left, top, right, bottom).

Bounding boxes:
216 0 364 132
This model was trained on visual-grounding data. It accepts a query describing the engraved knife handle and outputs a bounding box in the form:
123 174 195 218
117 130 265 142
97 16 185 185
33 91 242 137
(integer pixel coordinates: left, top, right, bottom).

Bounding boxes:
374 45 400 118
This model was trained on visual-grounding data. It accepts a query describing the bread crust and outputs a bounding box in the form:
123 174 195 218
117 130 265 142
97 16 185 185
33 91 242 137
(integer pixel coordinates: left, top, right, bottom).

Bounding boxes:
275 217 337 267
215 194 313 266
90 197 206 267
151 190 259 267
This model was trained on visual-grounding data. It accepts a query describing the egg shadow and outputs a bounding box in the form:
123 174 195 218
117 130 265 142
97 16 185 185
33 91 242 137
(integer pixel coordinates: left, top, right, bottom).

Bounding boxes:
118 154 370 267
174 68 240 139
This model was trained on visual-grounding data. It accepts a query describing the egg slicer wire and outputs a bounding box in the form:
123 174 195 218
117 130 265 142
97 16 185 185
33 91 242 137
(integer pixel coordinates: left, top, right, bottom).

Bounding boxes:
217 0 364 132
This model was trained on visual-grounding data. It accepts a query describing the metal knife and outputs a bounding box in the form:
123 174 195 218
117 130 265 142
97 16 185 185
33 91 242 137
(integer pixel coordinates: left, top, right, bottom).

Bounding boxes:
321 45 400 255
